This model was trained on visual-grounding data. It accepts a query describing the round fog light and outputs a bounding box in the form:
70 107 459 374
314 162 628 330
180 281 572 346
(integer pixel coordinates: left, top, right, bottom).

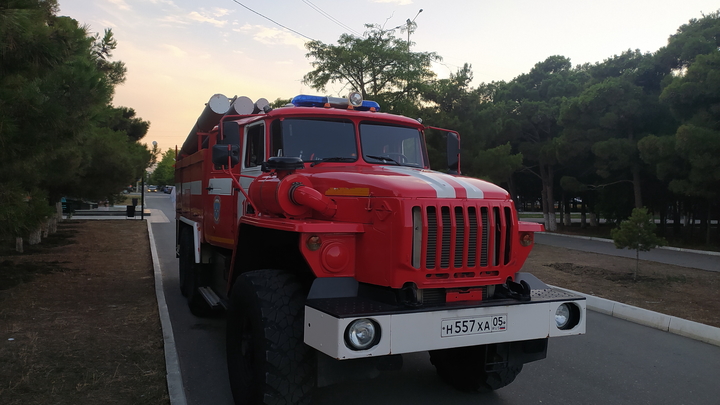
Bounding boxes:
555 303 580 330
555 304 570 329
345 319 379 350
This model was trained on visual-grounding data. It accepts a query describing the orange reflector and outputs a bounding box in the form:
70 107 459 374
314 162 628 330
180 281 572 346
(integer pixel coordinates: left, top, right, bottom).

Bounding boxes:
520 232 533 247
325 187 370 197
307 235 322 251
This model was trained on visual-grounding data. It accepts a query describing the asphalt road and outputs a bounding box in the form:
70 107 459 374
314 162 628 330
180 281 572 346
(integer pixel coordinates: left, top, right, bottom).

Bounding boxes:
146 194 720 405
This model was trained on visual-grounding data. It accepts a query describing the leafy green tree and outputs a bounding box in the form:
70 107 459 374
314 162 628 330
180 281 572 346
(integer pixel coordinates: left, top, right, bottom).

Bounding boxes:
495 56 586 231
467 143 523 186
560 77 646 207
611 207 666 281
656 11 720 72
0 0 150 246
270 98 292 108
653 46 720 244
150 149 176 187
303 24 439 108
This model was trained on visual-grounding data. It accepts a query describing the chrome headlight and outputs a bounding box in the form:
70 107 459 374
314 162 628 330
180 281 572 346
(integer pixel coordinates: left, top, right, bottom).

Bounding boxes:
555 303 581 330
555 304 571 329
345 319 380 350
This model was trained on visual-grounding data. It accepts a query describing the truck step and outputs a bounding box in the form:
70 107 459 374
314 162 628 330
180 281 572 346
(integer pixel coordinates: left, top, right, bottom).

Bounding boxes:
198 286 222 308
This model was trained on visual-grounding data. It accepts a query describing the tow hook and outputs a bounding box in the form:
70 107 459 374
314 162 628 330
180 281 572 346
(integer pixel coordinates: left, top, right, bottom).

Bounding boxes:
496 278 531 301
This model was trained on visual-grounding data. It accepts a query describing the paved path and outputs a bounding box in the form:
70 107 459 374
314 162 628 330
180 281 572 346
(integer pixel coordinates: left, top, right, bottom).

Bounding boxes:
73 200 720 404
535 233 720 272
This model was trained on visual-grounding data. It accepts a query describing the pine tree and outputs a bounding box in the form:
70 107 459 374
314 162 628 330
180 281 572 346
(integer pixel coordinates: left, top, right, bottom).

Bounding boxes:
611 207 666 281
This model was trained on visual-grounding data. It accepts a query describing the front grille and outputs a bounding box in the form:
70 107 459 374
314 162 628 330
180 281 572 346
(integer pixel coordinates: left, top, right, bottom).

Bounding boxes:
418 204 513 271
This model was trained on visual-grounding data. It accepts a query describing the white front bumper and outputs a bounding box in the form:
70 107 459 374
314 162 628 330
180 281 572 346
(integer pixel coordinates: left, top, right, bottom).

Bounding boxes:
304 290 586 360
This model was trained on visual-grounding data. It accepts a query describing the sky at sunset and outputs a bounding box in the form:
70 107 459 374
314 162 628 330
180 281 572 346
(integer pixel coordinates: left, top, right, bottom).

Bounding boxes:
57 0 719 153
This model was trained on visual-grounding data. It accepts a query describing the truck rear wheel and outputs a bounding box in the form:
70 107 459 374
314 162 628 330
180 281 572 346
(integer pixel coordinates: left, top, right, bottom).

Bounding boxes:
226 270 315 405
429 344 522 392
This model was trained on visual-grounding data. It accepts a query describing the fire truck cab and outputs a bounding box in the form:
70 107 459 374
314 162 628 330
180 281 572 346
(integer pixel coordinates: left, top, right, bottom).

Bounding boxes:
175 93 586 405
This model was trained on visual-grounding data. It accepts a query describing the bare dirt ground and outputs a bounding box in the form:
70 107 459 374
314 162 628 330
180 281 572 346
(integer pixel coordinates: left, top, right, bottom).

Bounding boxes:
1 221 718 404
0 220 168 405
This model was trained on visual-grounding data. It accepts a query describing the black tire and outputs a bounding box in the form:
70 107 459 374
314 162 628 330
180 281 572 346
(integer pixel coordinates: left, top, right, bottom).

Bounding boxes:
429 344 522 392
179 227 213 317
226 270 315 405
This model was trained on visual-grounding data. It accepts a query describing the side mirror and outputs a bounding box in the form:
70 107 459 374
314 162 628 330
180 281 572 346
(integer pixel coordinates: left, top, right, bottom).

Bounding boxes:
221 121 240 145
212 144 240 168
446 131 460 175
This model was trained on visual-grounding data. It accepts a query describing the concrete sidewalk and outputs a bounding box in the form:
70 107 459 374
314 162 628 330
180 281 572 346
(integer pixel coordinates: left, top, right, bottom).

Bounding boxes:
65 208 170 223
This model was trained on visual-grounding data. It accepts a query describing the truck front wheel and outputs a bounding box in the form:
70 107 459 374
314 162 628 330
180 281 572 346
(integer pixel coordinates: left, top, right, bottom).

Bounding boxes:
429 344 522 392
226 270 315 405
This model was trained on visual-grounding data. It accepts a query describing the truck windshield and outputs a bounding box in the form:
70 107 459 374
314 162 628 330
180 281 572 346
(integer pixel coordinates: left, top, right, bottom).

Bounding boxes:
360 123 426 167
271 118 357 162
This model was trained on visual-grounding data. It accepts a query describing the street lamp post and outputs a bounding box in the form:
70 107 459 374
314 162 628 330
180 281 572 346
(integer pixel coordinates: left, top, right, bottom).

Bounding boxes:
141 171 145 220
141 141 157 220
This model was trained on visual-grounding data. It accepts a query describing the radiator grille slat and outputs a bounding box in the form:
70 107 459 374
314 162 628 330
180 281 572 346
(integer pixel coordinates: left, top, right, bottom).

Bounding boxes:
426 207 437 269
480 207 489 267
468 208 477 267
454 207 465 267
440 207 451 268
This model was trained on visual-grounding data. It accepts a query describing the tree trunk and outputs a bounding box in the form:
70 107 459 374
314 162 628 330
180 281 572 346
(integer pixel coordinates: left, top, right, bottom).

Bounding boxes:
42 220 49 238
634 249 639 281
48 216 57 234
16 237 23 253
706 202 712 246
55 201 63 223
540 164 557 231
590 212 598 227
632 165 643 209
28 228 42 245
508 175 518 208
672 200 681 237
659 204 667 236
563 194 571 227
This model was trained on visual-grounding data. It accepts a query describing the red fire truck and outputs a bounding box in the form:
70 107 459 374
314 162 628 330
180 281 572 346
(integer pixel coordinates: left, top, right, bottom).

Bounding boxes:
175 93 586 405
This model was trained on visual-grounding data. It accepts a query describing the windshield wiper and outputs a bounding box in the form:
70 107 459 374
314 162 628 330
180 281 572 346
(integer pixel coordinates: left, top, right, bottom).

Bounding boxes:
309 157 356 167
365 155 401 165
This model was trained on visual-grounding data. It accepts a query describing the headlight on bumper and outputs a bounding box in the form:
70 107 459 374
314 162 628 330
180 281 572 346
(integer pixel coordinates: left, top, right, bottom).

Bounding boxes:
344 318 380 350
555 303 581 330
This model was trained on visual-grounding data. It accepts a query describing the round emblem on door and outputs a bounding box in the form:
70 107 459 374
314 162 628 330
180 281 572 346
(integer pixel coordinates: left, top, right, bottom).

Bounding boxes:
213 196 221 223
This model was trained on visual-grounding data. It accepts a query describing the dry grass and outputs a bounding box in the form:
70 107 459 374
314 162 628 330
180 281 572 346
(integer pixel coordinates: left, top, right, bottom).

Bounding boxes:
0 221 168 405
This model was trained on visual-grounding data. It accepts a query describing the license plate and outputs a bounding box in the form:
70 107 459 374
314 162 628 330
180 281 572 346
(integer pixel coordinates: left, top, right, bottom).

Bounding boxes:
441 315 507 337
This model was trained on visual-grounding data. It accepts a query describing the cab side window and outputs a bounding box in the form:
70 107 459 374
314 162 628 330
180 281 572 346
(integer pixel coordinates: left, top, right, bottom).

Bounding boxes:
245 124 265 168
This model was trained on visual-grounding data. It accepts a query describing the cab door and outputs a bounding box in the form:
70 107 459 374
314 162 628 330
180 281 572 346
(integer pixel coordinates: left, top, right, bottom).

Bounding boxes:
204 128 240 249
237 122 265 217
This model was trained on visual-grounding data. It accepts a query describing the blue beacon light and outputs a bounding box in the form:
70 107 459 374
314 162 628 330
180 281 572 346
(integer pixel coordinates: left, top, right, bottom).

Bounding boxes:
290 94 381 112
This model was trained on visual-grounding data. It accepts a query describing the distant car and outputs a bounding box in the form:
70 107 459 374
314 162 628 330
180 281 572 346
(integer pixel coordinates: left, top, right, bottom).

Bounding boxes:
164 186 174 194
148 185 158 192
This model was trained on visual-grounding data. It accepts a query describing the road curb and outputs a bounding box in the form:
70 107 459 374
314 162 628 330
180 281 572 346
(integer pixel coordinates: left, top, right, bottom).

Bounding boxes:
550 285 720 347
539 232 720 257
147 221 188 405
